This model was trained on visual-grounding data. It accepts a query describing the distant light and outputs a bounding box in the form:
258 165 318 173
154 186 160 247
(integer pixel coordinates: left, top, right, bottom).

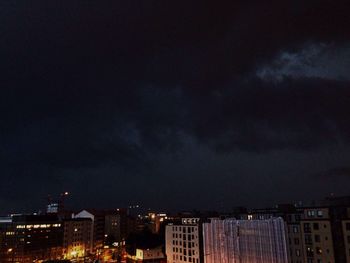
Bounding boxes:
64 192 69 195
7 248 13 253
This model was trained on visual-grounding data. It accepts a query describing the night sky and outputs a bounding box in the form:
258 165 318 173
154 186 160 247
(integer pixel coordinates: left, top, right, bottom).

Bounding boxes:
1 1 350 213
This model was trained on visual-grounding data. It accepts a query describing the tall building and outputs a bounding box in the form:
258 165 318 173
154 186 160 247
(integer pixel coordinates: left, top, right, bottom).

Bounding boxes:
74 209 106 253
202 217 289 263
301 207 336 263
105 208 129 244
166 218 203 263
62 218 93 260
146 212 168 234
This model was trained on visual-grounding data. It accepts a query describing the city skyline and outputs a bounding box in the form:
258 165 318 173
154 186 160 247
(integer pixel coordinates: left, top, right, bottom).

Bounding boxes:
1 1 350 212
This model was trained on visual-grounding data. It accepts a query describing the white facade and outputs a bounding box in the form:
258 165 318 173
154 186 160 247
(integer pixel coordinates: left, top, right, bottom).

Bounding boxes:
73 210 95 252
203 218 288 263
166 218 201 263
135 247 165 260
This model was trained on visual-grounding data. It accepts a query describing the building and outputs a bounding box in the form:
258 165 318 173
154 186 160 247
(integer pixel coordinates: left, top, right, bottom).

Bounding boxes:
0 214 63 263
127 246 166 263
233 196 350 263
146 213 168 234
203 217 289 263
342 216 350 263
74 209 106 253
62 218 93 260
105 208 129 244
46 192 70 218
244 204 304 263
300 207 336 263
165 218 203 263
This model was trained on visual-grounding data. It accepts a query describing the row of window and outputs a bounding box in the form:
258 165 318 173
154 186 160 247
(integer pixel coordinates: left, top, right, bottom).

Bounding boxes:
173 233 197 240
306 210 324 218
304 223 327 233
306 246 330 258
172 254 199 263
172 240 197 248
172 247 197 256
172 226 197 233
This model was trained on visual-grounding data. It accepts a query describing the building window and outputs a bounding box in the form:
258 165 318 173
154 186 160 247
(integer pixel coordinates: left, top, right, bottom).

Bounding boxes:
314 235 320 242
347 236 350 244
305 235 313 245
317 210 323 217
307 210 315 218
346 223 350 231
294 238 300 245
304 223 311 233
313 223 319 230
306 247 314 258
316 247 322 255
293 226 299 233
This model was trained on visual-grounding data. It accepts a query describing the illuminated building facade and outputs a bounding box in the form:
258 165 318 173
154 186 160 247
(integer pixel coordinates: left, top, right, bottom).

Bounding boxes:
146 212 168 234
74 209 106 253
0 214 63 263
165 218 203 263
243 205 305 263
63 218 93 260
127 246 166 262
203 218 289 263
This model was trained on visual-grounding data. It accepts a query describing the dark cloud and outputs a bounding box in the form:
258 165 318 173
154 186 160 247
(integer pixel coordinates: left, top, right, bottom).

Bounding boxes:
315 167 350 179
257 43 350 81
1 0 350 212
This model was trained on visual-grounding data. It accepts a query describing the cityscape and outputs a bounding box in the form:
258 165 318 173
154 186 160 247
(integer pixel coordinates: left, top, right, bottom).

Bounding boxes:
1 194 350 262
1 0 350 263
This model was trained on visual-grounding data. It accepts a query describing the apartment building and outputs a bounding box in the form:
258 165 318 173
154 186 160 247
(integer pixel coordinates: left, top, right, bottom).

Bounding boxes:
165 218 203 263
62 218 93 260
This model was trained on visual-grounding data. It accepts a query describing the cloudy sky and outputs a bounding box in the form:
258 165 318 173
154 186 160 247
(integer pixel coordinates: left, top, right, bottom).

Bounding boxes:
1 0 350 213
